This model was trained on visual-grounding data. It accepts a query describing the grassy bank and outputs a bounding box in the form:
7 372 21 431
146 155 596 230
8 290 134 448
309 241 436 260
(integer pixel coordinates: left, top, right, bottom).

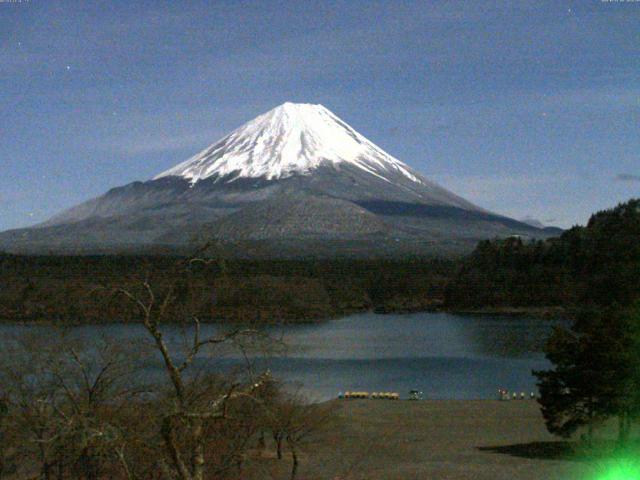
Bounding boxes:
248 399 632 480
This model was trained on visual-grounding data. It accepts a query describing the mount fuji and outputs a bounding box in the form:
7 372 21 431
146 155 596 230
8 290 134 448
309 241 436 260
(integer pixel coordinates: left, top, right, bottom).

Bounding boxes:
0 102 555 256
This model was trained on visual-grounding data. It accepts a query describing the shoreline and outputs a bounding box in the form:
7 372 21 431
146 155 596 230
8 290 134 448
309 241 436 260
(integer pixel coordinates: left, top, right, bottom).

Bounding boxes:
444 305 567 319
0 304 567 325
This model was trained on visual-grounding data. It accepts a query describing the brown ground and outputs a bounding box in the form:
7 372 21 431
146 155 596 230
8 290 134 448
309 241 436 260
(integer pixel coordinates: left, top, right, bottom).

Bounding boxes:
250 399 607 480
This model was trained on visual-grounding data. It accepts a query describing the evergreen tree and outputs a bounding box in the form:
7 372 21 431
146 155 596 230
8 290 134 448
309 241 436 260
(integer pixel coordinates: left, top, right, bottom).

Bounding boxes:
534 322 604 442
534 302 640 446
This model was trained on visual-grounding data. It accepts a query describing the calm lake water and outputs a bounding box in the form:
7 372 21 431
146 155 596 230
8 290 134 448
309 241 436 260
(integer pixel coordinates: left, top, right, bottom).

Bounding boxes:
0 312 560 401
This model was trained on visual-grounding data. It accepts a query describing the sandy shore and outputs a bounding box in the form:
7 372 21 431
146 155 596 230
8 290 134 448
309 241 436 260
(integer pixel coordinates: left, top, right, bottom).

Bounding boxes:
251 399 605 480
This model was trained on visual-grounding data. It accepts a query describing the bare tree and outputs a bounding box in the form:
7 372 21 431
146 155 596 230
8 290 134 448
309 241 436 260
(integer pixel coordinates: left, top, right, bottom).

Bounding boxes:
110 244 278 480
0 332 148 480
285 400 336 480
260 383 337 480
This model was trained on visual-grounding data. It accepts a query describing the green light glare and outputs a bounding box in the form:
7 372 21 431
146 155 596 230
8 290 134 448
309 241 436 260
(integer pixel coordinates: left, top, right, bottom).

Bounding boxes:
597 459 640 480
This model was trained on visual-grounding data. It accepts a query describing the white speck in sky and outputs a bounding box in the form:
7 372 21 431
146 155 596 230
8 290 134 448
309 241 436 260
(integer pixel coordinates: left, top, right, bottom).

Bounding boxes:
66 65 71 70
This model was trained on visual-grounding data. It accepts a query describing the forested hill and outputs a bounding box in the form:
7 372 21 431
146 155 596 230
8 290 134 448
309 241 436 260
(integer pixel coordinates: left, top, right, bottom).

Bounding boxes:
445 199 640 310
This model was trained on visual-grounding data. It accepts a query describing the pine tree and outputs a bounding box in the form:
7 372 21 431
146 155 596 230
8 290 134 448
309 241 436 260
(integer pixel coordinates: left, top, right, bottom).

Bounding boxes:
534 302 640 446
534 323 604 442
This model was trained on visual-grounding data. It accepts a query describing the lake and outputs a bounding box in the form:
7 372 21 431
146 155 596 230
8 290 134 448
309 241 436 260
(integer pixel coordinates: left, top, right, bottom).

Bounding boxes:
0 312 560 401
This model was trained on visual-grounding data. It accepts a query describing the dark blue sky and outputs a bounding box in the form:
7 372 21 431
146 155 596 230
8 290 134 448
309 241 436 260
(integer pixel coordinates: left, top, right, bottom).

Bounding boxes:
1 0 639 230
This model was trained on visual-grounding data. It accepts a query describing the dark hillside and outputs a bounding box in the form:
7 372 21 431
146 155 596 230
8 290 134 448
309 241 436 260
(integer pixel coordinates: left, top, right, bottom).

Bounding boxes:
445 199 640 311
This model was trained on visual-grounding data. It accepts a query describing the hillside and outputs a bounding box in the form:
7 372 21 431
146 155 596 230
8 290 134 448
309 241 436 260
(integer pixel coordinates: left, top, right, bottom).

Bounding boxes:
445 199 640 311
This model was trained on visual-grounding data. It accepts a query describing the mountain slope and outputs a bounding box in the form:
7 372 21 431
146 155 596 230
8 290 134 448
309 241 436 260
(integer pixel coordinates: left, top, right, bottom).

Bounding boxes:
0 102 554 256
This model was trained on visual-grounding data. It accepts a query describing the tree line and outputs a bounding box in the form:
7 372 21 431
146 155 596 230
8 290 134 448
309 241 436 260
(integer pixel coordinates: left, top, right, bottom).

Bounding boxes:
0 253 453 324
445 199 640 311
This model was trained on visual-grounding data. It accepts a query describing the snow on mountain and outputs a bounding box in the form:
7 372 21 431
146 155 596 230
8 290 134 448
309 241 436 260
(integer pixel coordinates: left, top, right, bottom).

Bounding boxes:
154 102 422 185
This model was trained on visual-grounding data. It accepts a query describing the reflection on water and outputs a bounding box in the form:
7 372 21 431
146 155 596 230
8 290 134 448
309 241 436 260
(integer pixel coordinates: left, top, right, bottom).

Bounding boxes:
0 312 563 401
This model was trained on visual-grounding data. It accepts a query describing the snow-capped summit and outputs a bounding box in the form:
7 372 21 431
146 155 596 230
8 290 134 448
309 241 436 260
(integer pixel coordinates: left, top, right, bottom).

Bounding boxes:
154 102 421 185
